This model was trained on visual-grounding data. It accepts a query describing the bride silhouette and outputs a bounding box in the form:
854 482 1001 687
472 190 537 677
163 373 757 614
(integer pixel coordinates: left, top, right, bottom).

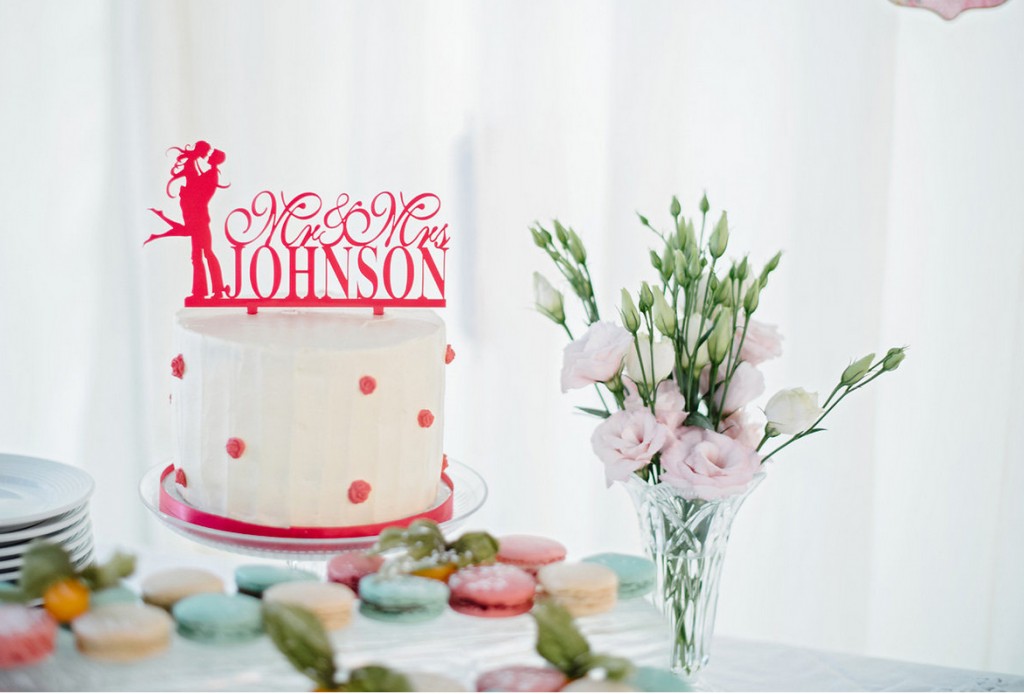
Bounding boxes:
146 141 228 299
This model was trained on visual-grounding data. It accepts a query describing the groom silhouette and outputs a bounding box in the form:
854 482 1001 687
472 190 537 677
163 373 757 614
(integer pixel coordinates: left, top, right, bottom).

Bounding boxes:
147 141 227 299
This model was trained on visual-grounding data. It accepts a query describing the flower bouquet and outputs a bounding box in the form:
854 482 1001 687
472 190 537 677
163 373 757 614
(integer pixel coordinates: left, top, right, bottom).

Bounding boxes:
530 194 905 677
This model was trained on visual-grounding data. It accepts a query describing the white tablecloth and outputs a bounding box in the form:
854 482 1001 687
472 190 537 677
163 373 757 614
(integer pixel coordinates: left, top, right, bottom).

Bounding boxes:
1 548 1020 691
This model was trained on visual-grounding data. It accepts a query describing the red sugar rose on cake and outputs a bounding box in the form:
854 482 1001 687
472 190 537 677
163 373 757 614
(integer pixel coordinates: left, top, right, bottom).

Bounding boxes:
170 354 185 379
359 376 376 394
348 480 372 504
225 437 245 459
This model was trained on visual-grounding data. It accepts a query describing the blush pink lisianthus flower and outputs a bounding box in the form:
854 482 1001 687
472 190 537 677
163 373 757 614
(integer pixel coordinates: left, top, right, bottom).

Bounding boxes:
719 408 767 450
734 319 783 366
591 409 671 486
561 321 633 392
623 378 689 431
660 426 761 500
711 361 766 415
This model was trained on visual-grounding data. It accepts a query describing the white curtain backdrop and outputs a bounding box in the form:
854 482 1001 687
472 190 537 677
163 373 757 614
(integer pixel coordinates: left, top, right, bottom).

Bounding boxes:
1 0 1021 676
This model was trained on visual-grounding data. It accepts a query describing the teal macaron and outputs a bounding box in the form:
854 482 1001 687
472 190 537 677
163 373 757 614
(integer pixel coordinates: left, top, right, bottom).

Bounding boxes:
627 666 691 691
234 564 319 598
171 593 264 643
90 584 140 608
358 574 450 623
580 553 656 600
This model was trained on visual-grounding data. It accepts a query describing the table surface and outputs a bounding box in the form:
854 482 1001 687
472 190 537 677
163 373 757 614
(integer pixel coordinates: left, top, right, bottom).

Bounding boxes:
1 548 1021 692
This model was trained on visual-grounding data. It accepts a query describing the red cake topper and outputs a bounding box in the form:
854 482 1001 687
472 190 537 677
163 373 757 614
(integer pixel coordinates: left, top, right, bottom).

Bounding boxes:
146 141 449 313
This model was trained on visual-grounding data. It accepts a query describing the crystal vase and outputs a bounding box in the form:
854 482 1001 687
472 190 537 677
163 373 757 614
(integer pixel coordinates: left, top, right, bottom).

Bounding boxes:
625 474 763 678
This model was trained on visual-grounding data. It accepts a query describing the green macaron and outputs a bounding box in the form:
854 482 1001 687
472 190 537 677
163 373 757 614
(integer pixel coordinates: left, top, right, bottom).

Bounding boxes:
358 574 450 623
580 553 656 600
234 564 319 598
627 666 691 692
90 584 140 608
171 593 264 643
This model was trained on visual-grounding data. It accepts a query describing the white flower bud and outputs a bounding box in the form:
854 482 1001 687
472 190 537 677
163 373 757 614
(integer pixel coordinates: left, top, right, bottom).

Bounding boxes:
765 388 824 436
625 334 676 388
841 353 875 386
533 272 565 324
707 310 734 365
620 289 641 334
652 288 676 337
709 212 729 259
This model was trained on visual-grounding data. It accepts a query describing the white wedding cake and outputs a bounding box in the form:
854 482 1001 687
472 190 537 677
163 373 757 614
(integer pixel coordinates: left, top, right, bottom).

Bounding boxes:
169 308 447 528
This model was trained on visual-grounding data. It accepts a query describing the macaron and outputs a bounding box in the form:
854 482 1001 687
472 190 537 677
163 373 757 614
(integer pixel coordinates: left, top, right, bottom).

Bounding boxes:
536 563 618 617
496 535 567 575
90 585 140 608
141 567 224 610
476 666 568 692
326 551 385 592
358 574 450 623
562 679 638 692
172 592 264 643
71 603 174 662
580 553 656 600
0 604 57 668
627 666 691 692
448 564 536 618
234 564 318 598
263 580 355 631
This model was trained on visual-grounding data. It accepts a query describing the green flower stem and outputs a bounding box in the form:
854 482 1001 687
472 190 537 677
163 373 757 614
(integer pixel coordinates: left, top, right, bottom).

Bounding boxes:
632 333 651 405
821 382 844 409
716 313 749 426
761 368 887 461
755 431 772 452
646 312 658 412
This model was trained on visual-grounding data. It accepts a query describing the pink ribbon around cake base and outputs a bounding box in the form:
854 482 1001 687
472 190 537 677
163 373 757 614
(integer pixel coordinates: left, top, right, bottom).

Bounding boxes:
158 464 455 539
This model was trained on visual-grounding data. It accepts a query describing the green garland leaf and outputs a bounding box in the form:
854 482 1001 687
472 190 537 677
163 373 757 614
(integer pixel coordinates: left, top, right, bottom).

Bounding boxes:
344 665 413 692
262 602 337 691
19 541 74 599
79 551 136 591
449 531 499 568
532 600 592 679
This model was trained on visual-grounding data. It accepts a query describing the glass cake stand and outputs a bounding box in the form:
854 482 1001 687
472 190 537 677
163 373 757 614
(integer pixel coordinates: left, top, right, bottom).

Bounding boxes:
139 461 487 564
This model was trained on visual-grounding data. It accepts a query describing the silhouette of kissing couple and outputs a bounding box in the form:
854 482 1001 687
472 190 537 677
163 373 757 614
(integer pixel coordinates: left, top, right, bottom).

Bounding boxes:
146 140 228 300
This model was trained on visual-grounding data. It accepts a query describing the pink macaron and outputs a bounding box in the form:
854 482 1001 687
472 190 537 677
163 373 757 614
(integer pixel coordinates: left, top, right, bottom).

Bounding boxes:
476 665 569 692
496 534 567 575
448 564 537 617
0 604 57 668
326 551 385 592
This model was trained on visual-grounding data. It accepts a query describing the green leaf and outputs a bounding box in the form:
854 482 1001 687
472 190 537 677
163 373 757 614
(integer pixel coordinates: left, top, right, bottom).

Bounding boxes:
683 412 715 431
262 602 337 691
345 665 413 692
449 531 499 567
582 653 635 681
19 542 74 599
403 520 447 560
372 520 446 561
79 551 136 591
575 406 611 419
532 599 592 679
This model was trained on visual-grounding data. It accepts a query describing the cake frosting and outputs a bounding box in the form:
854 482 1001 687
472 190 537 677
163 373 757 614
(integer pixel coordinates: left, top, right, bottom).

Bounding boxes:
171 308 446 528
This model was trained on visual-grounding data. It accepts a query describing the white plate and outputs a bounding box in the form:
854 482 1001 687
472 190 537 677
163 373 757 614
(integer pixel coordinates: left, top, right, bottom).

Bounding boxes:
0 541 94 581
0 519 93 559
0 503 90 546
0 455 94 529
0 531 94 571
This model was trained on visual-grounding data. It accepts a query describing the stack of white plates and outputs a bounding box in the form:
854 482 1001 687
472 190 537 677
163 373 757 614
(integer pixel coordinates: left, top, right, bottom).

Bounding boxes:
0 454 95 585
